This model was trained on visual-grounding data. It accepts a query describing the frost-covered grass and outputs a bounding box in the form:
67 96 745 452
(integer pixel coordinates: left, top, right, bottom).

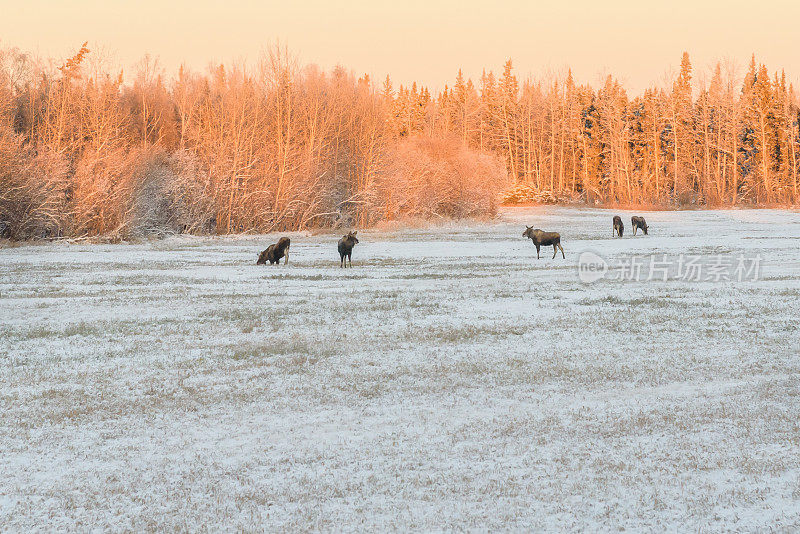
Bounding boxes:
1 206 799 531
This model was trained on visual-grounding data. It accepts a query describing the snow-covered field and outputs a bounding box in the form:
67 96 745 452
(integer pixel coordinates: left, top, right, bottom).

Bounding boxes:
1 206 799 531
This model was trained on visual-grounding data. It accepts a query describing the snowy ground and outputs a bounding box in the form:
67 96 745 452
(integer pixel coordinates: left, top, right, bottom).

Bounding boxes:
1 206 799 531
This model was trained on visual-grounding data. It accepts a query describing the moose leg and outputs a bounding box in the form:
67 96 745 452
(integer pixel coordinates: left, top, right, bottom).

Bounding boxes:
559 243 565 259
284 251 289 265
552 244 557 259
535 244 540 259
348 253 352 267
340 254 344 268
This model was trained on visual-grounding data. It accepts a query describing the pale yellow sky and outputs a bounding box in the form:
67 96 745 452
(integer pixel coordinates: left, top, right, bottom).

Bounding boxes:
2 0 800 93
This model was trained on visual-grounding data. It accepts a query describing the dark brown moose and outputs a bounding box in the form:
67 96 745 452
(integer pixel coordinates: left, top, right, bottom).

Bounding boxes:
612 215 624 237
523 226 565 259
257 237 291 265
338 231 359 268
631 216 649 236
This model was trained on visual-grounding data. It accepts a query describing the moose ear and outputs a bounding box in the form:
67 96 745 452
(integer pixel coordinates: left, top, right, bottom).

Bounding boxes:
352 231 357 235
526 225 532 229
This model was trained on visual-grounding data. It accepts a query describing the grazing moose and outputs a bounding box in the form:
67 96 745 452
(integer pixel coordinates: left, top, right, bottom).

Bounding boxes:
338 231 359 268
257 237 291 265
523 226 565 259
631 216 649 236
612 215 624 237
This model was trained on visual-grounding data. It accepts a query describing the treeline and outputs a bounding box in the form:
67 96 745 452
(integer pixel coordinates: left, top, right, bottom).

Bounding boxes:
0 45 798 240
407 52 799 207
0 45 506 239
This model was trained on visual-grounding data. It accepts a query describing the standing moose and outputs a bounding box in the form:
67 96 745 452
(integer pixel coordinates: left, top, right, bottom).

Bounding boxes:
631 216 649 235
257 237 291 265
338 231 359 268
612 215 624 237
523 226 565 259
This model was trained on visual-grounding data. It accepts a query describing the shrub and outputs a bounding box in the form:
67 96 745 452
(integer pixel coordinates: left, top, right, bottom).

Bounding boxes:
0 128 70 239
380 135 509 221
499 182 582 205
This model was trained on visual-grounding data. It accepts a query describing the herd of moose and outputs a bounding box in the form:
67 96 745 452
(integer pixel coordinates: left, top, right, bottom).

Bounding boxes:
256 216 649 266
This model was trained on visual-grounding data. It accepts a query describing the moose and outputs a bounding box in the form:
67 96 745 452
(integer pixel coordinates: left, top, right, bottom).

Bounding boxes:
257 237 291 265
523 226 565 259
631 216 649 236
338 231 359 268
612 215 624 237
